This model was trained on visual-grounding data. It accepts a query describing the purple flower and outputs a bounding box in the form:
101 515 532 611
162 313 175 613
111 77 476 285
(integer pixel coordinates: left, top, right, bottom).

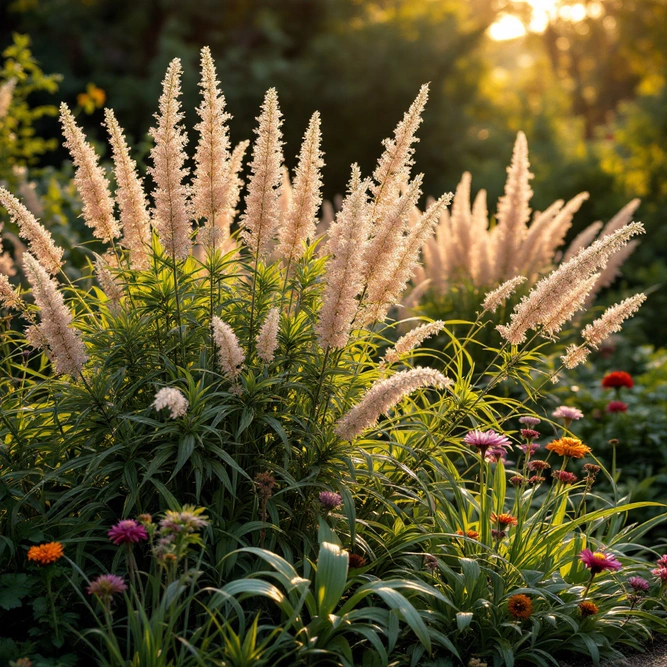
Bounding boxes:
108 519 148 546
319 491 342 511
627 576 650 592
520 429 540 441
518 442 540 456
519 416 541 426
87 574 127 601
580 549 622 574
552 406 583 421
464 430 511 456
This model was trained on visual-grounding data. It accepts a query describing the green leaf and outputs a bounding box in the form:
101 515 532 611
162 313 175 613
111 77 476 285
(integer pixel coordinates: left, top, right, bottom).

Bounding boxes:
315 541 349 617
0 574 30 610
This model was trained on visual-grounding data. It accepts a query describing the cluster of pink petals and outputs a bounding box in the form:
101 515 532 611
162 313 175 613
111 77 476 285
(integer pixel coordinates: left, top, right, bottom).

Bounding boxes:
518 416 541 426
519 442 540 456
552 406 583 421
606 400 628 413
464 430 511 456
520 428 540 440
87 573 127 600
108 519 148 546
627 576 650 592
553 470 577 485
579 548 622 575
319 491 342 511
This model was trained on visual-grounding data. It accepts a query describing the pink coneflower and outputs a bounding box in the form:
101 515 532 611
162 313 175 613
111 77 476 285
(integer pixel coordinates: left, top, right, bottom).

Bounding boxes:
552 406 583 421
520 429 540 440
627 576 650 592
606 400 628 413
319 491 342 511
579 549 622 575
519 416 541 426
108 519 148 546
464 430 511 457
652 567 667 582
553 470 578 485
87 574 127 602
518 442 540 456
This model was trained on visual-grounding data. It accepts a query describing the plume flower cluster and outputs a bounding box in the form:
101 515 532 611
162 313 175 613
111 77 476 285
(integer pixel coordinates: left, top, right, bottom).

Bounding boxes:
152 387 189 419
212 316 245 380
383 320 445 364
60 103 119 242
335 367 451 440
256 307 280 363
0 77 16 120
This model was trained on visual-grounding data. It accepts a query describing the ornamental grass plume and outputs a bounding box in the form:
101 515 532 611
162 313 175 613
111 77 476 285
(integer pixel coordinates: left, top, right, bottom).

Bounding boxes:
27 541 64 565
335 367 451 440
383 319 445 364
148 58 192 261
0 187 63 275
482 276 527 313
240 88 283 258
256 307 280 363
0 77 16 120
0 274 22 310
211 316 245 380
276 111 324 265
561 345 591 369
60 103 119 243
582 294 647 349
152 387 189 419
104 108 151 268
23 252 87 376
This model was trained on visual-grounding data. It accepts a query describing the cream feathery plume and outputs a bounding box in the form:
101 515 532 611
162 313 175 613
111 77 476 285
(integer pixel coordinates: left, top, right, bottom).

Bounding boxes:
448 171 472 272
371 83 429 224
492 131 534 279
211 315 245 380
562 221 604 263
513 200 563 275
561 344 590 369
60 103 119 243
278 166 292 219
192 47 232 249
599 198 641 238
471 188 488 235
94 253 124 311
539 272 600 340
0 250 15 277
0 186 63 275
276 112 324 264
0 273 22 310
482 276 527 313
538 192 590 267
148 58 192 261
0 77 16 121
104 108 151 268
395 278 432 333
588 241 638 302
153 387 189 419
316 166 371 349
256 306 280 363
23 252 87 376
582 293 647 349
240 88 284 258
335 367 451 440
383 320 445 364
497 222 645 345
362 192 452 324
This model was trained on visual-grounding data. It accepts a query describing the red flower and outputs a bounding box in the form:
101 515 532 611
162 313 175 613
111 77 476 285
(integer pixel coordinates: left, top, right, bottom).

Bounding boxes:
606 400 628 413
601 371 633 389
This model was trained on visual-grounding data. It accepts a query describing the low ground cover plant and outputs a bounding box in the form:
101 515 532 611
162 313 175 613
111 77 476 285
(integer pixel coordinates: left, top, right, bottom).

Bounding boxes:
0 48 665 667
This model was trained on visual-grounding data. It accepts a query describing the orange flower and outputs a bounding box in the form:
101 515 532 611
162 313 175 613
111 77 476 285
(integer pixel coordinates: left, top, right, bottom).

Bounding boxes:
491 512 518 527
27 542 64 565
456 529 480 540
578 600 599 617
546 437 591 459
508 594 532 620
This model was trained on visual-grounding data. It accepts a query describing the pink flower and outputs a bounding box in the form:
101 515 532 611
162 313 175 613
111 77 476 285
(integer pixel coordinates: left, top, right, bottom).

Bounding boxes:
518 442 540 456
627 576 649 592
553 470 578 485
552 406 583 421
108 519 148 546
485 446 508 464
319 491 342 511
464 430 511 456
606 400 628 413
579 549 622 575
520 429 540 440
653 567 667 582
87 573 127 601
519 416 541 426
657 555 667 568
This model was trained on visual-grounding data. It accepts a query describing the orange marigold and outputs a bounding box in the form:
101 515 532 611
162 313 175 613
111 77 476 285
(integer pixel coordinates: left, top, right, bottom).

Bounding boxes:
508 594 533 620
27 542 64 565
579 600 599 617
546 437 591 459
456 529 480 540
491 512 518 527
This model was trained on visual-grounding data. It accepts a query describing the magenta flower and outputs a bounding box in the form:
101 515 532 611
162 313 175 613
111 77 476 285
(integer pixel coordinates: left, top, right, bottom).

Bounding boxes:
520 428 540 441
653 567 667 582
552 406 584 421
108 519 148 546
87 574 127 601
319 491 342 511
579 549 622 575
519 416 541 426
627 576 649 592
518 442 540 456
485 446 508 464
464 430 511 456
606 400 628 413
552 470 578 485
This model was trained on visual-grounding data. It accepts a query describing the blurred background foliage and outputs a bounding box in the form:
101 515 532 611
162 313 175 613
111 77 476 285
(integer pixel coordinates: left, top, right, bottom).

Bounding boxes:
0 0 665 342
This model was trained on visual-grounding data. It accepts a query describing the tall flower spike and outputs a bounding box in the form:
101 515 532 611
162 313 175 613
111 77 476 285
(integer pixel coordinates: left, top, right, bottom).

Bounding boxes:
492 131 533 280
383 320 445 364
335 367 451 440
0 274 22 310
497 222 644 345
256 307 280 363
561 344 590 369
148 58 192 261
104 108 151 268
582 293 647 349
23 252 87 376
60 103 119 243
211 316 245 380
371 84 429 224
193 47 232 249
482 276 527 313
0 187 63 275
563 221 604 263
316 166 371 349
240 88 284 258
0 77 16 120
94 254 124 312
276 112 324 265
